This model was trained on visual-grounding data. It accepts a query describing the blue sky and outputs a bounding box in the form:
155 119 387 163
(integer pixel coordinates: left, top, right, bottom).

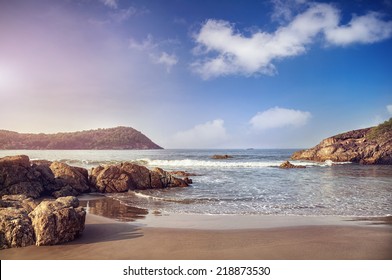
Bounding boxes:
0 0 391 148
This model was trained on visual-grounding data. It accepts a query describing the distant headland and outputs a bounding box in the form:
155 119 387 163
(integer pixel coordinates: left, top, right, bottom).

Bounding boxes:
0 126 163 150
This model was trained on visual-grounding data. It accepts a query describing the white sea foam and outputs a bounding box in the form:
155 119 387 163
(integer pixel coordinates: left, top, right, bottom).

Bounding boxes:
140 158 326 168
131 191 165 201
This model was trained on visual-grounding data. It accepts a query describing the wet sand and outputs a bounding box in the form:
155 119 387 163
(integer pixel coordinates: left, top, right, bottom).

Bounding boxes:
2 213 392 260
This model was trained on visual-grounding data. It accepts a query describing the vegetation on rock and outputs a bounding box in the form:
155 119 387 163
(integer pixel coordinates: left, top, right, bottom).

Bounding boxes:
366 118 392 140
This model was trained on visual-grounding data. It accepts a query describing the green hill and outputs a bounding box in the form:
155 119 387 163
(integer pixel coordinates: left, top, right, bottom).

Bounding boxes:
0 127 162 150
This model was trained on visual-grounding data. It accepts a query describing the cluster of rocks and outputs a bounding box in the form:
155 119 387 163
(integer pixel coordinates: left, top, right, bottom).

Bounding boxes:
0 155 190 199
0 155 191 250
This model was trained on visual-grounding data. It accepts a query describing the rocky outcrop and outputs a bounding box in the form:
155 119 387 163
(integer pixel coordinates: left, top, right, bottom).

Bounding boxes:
29 196 86 246
291 121 392 164
0 155 191 249
0 196 85 249
1 155 191 198
90 162 189 193
279 161 306 169
0 155 93 198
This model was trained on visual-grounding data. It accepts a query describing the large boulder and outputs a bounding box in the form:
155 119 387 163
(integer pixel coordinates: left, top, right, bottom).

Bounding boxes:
49 162 92 197
28 196 86 246
0 155 45 198
90 162 189 193
0 207 35 249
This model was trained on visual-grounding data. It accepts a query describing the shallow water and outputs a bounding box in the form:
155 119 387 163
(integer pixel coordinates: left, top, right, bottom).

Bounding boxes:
1 149 391 217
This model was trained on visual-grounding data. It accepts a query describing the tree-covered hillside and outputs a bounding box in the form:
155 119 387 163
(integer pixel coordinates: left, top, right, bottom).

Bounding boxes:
0 127 162 150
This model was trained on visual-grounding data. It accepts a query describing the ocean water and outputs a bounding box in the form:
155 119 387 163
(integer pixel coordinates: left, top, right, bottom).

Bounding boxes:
1 149 391 217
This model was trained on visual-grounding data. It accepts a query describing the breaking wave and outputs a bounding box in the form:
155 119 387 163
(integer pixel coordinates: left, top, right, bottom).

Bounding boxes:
140 158 351 169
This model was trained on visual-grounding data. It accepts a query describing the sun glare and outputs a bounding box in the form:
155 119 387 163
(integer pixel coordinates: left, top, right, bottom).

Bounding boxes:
0 67 17 91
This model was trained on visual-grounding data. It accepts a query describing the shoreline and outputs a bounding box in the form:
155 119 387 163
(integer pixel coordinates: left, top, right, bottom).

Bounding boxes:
2 212 392 260
78 193 392 230
139 212 392 230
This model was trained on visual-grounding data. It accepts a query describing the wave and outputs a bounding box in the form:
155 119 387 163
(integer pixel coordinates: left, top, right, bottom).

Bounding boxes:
38 157 352 169
142 158 351 169
128 191 258 205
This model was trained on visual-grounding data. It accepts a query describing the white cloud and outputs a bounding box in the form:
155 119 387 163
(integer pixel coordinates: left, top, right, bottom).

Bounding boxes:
250 107 311 130
325 12 392 45
192 3 392 79
129 34 157 51
151 52 178 72
387 104 392 114
270 0 308 23
100 0 118 9
130 36 179 72
110 7 137 22
172 119 228 148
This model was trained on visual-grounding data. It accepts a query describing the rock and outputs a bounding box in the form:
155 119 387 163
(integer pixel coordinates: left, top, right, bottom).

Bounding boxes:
28 196 85 246
279 161 306 169
168 171 197 184
211 154 233 159
0 155 45 198
122 162 152 189
0 155 30 168
168 171 198 177
0 207 35 249
150 167 189 188
183 177 193 184
90 165 132 193
291 120 392 164
49 162 91 193
90 162 190 193
1 194 39 213
52 185 80 198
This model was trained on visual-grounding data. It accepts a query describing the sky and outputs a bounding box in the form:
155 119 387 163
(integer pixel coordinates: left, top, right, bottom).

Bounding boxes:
0 0 391 149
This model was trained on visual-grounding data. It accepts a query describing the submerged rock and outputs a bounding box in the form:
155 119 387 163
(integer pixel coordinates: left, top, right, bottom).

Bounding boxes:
211 154 233 159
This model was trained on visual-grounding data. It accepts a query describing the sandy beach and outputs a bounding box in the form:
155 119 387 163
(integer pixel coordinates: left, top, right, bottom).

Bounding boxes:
2 212 392 260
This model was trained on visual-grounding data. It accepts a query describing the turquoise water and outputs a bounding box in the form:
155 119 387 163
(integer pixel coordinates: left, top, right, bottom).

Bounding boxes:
1 149 391 217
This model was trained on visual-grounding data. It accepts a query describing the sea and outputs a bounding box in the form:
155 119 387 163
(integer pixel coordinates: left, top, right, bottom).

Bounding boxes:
1 149 391 218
